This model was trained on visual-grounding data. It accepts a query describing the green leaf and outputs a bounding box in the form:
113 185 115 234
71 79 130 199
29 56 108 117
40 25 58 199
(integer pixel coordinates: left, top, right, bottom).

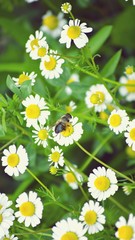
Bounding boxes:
20 80 32 99
100 50 122 77
6 75 21 96
0 125 5 136
0 94 7 107
89 25 113 55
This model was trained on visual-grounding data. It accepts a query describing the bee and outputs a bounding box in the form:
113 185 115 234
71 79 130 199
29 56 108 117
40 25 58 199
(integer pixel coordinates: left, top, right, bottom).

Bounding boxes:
54 113 72 134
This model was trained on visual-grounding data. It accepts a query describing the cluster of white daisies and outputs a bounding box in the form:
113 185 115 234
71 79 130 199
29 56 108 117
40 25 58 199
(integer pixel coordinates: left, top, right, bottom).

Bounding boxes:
0 191 43 239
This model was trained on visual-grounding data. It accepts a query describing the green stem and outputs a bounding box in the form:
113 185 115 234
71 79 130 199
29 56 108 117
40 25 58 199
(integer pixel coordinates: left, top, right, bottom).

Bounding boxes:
0 134 21 151
110 197 130 214
80 132 113 171
76 141 134 183
26 168 55 200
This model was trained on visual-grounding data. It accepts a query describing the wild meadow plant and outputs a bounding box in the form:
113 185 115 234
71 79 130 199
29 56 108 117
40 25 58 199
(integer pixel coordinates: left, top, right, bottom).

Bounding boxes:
0 1 135 239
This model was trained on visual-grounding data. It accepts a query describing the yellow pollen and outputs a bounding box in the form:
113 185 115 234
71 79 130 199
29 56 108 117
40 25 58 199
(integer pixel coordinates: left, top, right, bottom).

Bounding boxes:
19 201 35 217
43 15 58 30
0 214 3 223
129 128 135 141
66 172 76 183
84 210 97 225
96 91 105 104
26 104 40 119
61 232 78 240
18 74 30 85
118 225 133 240
38 47 47 57
38 129 48 140
30 38 39 50
51 151 60 163
126 79 135 93
44 56 56 70
67 78 75 84
109 114 121 127
66 105 72 113
90 93 99 104
61 123 74 137
67 26 81 39
7 153 19 167
94 176 110 191
125 66 133 75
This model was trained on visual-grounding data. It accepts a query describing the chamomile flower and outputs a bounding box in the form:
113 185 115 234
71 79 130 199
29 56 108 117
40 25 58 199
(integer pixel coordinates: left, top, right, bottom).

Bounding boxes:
15 191 43 227
32 125 50 148
12 71 37 86
59 19 93 49
85 84 113 112
25 30 46 55
126 146 135 158
108 109 129 134
41 11 66 38
30 40 49 60
61 2 72 14
65 101 77 113
88 166 118 201
53 116 83 146
40 50 64 79
124 120 135 151
21 94 50 128
0 233 18 240
63 165 83 189
0 209 15 238
122 184 132 196
125 65 134 75
1 145 29 177
65 73 80 95
48 146 64 168
52 218 87 240
119 73 135 101
0 193 12 212
115 214 135 240
79 200 106 234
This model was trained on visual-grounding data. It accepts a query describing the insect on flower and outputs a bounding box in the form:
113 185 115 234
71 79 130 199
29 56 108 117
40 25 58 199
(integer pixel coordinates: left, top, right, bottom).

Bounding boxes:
54 113 72 134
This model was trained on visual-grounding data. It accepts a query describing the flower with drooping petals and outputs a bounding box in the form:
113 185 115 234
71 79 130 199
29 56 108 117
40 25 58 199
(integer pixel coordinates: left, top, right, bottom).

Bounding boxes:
12 71 37 86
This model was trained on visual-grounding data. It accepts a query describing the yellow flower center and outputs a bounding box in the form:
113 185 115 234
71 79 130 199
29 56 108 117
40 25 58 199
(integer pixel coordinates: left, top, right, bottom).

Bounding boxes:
44 56 56 70
125 66 133 75
66 105 72 113
90 91 105 105
129 128 135 141
126 146 135 158
84 210 97 225
3 238 10 240
99 111 108 121
61 123 74 137
19 201 35 217
30 38 39 51
50 166 57 175
0 204 2 210
67 26 81 39
51 151 60 163
118 225 133 240
38 47 47 57
109 114 121 127
67 78 75 84
126 80 135 93
18 74 30 85
7 153 19 167
61 232 78 240
26 104 40 119
43 15 58 30
0 214 3 223
66 172 76 183
38 129 48 140
94 176 110 191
